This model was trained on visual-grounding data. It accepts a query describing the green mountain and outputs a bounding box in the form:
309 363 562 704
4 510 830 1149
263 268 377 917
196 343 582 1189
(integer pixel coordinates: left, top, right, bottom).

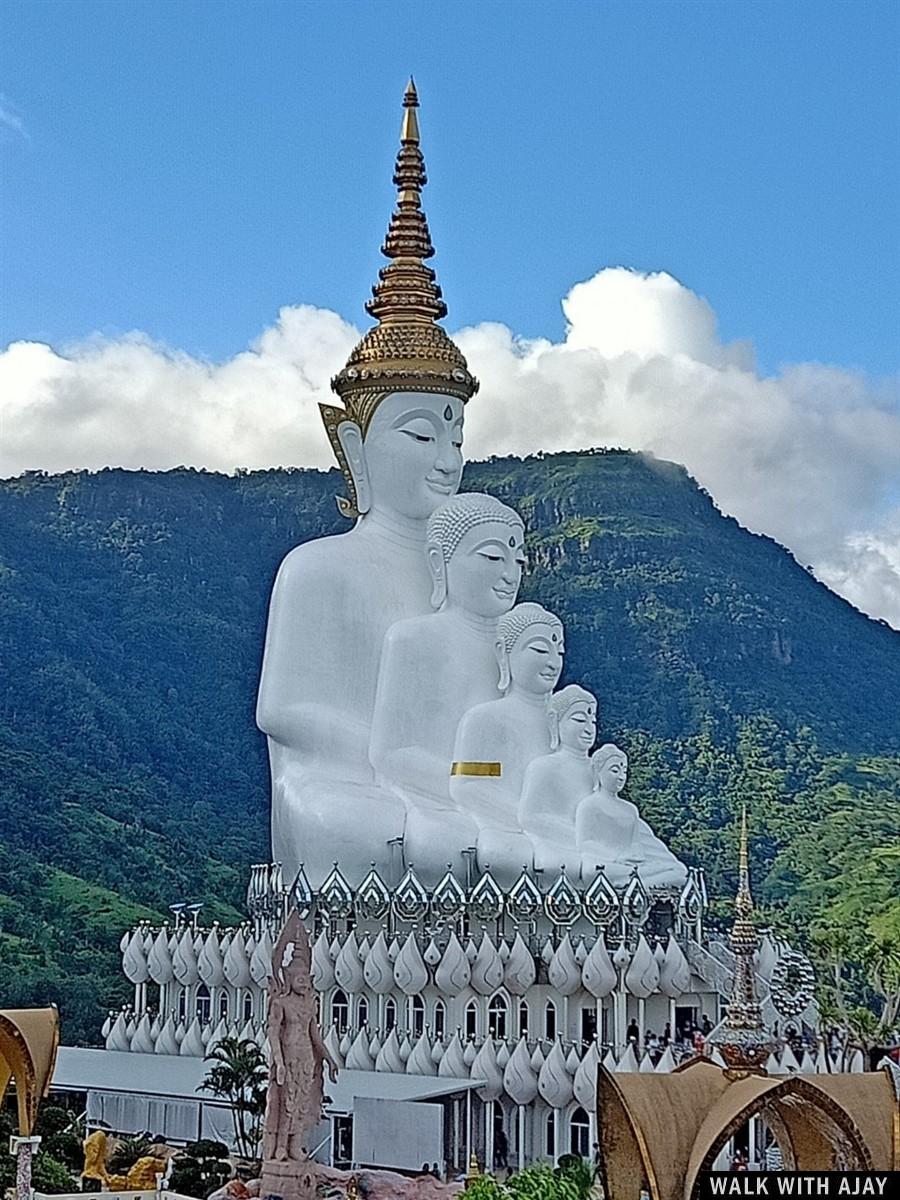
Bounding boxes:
1 451 898 1042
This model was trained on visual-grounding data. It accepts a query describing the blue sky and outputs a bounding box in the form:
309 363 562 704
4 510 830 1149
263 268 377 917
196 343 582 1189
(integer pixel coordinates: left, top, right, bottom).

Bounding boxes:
2 0 898 375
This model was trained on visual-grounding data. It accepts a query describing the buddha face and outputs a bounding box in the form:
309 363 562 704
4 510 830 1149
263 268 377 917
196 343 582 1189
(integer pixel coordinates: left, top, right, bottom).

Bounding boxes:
442 520 526 618
360 392 464 520
508 623 565 695
558 701 597 754
597 754 628 795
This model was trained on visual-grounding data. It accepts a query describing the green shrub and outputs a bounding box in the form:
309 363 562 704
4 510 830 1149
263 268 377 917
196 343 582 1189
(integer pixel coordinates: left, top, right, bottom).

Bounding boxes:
32 1152 78 1195
108 1134 154 1174
168 1140 231 1199
554 1154 594 1200
465 1176 509 1200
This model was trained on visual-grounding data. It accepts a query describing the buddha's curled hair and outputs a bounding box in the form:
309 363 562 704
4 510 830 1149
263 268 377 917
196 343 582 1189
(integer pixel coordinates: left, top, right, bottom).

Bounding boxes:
426 492 524 564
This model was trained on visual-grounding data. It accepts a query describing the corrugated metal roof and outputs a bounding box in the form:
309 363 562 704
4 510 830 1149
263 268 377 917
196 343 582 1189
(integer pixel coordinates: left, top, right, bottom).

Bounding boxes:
53 1046 482 1111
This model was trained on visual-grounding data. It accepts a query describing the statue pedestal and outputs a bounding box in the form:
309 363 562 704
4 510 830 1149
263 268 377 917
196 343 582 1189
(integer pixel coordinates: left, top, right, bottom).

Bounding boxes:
259 1157 320 1200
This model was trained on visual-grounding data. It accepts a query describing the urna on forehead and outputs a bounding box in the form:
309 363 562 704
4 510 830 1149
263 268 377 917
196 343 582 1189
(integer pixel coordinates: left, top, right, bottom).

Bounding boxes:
426 492 525 562
497 603 563 654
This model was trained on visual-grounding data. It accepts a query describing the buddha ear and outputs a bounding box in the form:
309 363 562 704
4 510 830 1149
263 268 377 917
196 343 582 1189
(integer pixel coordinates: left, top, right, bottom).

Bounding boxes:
337 421 371 516
590 750 601 789
495 639 511 692
548 709 560 750
427 543 447 609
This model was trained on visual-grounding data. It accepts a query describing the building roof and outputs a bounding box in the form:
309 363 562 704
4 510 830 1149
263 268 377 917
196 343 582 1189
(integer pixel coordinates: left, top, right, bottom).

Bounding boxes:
53 1046 481 1113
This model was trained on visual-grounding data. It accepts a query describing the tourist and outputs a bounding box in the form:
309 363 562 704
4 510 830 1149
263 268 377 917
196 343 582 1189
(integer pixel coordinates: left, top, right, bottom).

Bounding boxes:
730 1150 747 1172
663 1022 671 1045
701 1015 712 1036
495 1128 509 1170
626 1019 640 1044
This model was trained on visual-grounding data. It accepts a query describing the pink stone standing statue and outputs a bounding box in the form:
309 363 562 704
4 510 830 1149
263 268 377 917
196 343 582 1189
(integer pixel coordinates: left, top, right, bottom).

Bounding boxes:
261 912 338 1199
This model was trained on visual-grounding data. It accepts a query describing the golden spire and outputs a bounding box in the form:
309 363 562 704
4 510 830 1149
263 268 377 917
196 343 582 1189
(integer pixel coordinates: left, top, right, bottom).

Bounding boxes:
323 81 478 517
364 77 445 324
736 804 752 917
706 806 777 1074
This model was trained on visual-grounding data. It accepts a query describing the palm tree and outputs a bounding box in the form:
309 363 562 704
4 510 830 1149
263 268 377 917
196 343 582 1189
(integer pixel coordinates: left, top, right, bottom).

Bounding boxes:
201 1037 268 1159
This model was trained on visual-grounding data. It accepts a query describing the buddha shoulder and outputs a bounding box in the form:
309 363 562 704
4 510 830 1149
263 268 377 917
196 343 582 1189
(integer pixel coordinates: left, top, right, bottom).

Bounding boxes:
273 529 365 586
380 611 436 651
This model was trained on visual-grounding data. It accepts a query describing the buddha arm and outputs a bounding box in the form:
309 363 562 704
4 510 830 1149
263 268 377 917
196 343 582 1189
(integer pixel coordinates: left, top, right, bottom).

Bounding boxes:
450 710 512 825
517 758 554 833
257 695 370 762
257 545 372 760
373 745 450 801
574 794 599 852
369 623 453 799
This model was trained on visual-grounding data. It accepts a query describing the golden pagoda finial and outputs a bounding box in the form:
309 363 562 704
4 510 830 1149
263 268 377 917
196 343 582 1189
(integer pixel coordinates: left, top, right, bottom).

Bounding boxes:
323 81 478 518
401 77 420 143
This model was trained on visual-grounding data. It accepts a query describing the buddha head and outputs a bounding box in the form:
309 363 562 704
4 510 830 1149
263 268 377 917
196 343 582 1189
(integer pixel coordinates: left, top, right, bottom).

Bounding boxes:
321 83 477 520
322 391 466 521
495 603 565 694
591 744 628 795
548 684 598 754
426 493 526 617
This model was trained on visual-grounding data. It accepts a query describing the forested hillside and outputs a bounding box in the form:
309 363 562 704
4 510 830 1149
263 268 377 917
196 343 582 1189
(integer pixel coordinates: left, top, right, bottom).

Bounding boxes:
1 451 898 1042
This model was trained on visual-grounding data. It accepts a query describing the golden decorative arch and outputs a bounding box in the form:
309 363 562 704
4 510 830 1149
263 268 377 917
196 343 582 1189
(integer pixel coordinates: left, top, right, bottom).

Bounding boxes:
597 1062 732 1200
597 1060 898 1200
0 1008 60 1135
684 1075 874 1197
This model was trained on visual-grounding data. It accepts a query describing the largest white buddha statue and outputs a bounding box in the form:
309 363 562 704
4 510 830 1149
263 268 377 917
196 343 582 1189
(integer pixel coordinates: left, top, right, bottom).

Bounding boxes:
257 83 479 887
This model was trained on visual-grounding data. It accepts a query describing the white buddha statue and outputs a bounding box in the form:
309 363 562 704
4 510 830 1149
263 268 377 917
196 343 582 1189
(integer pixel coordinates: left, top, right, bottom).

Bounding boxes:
576 744 688 888
257 82 480 887
450 603 565 885
518 685 598 874
369 493 526 882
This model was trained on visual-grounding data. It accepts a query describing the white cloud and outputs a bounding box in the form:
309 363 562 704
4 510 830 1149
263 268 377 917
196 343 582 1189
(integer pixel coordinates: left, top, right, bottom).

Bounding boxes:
2 268 899 628
0 94 27 139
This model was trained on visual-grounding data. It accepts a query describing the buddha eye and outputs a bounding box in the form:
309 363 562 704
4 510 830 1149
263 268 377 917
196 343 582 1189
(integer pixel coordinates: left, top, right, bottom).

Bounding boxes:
402 431 434 444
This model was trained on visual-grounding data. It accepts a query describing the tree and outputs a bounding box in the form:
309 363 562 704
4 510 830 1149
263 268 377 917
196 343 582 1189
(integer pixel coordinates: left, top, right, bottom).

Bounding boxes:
201 1037 268 1159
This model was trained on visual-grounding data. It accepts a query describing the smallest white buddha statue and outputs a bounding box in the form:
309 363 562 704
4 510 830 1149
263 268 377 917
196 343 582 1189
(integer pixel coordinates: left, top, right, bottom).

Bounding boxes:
576 744 688 888
369 492 526 883
518 684 598 874
451 603 564 885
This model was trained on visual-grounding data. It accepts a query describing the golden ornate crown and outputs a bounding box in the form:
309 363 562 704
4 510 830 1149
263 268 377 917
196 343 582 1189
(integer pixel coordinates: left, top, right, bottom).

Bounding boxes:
323 80 478 517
